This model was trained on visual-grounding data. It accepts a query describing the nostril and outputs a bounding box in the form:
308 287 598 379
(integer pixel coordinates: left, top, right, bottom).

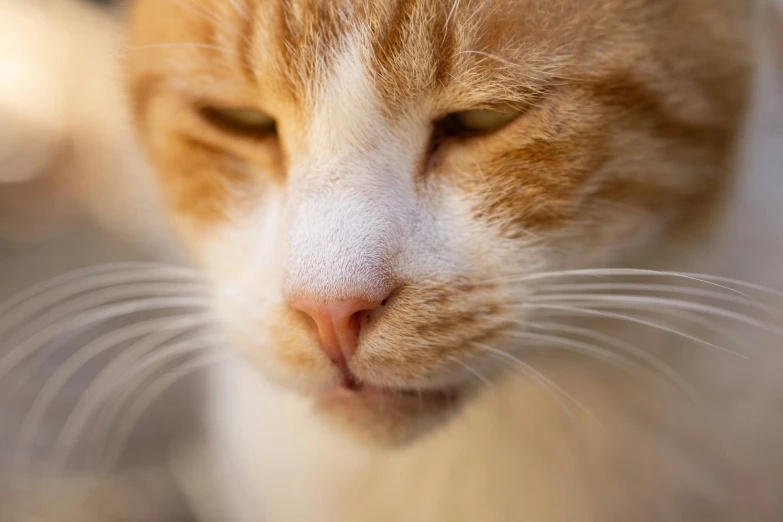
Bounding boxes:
343 370 360 390
295 306 318 329
351 308 372 329
288 295 389 369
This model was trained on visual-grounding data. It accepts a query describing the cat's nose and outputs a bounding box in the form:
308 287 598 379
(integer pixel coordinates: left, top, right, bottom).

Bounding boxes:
289 296 384 368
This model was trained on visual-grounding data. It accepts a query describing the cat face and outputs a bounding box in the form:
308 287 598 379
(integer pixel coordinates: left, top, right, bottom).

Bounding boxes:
127 0 753 443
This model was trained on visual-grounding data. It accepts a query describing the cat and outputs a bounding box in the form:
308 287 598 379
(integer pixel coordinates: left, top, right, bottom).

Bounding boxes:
125 0 783 520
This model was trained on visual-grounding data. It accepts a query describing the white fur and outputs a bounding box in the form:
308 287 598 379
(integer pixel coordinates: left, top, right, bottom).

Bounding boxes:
285 33 420 302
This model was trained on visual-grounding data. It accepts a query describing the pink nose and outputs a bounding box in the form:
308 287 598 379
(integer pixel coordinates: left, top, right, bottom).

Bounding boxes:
289 296 384 369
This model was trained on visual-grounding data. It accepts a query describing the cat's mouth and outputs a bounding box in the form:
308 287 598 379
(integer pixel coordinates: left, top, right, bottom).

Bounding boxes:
262 348 474 443
331 382 459 403
317 375 462 415
315 380 463 445
321 363 461 407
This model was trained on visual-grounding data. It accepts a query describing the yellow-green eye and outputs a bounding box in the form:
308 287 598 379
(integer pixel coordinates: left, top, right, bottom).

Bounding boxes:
200 106 277 136
440 107 519 136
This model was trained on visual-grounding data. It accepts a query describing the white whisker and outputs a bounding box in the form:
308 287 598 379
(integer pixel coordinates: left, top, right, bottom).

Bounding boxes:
515 303 747 358
522 321 700 401
14 321 212 472
2 284 207 392
537 283 768 313
493 268 783 301
529 294 783 337
14 334 219 473
101 350 229 469
473 342 602 426
504 329 643 374
463 0 493 28
49 315 212 472
443 0 462 45
2 279 204 335
0 296 211 386
446 355 492 388
0 270 201 340
85 337 223 467
0 263 197 326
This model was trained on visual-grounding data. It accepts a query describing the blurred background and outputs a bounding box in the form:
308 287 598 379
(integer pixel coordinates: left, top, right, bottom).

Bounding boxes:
0 0 781 520
0 0 203 519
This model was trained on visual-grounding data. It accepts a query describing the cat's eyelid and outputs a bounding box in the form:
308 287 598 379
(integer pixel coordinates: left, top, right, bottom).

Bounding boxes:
434 104 526 139
448 81 555 116
191 97 266 114
440 102 521 119
196 104 278 138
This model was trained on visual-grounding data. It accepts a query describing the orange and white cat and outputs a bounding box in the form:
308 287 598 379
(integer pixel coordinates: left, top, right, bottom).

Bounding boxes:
126 0 783 520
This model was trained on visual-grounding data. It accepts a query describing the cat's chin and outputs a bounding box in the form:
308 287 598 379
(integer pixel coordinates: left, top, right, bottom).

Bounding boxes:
312 385 464 447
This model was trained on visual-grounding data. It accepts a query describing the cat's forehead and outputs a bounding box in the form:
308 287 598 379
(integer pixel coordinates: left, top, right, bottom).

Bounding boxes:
245 0 528 107
151 0 605 112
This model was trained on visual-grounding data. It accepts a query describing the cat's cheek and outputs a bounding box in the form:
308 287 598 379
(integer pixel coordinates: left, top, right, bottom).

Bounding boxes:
191 195 343 394
211 293 339 395
141 113 280 236
170 184 278 269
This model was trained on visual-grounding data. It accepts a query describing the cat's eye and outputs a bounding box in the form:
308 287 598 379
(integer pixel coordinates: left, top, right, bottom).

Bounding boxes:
439 107 519 137
199 106 277 137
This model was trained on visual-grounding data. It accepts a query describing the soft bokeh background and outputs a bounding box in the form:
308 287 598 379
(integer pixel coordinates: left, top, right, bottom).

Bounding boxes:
1 0 201 519
0 0 781 520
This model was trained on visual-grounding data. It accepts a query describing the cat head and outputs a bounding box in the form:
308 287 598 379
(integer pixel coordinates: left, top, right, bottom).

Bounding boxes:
127 0 753 444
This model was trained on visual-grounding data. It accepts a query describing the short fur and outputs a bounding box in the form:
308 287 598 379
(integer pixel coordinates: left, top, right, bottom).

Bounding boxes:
126 1 783 520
